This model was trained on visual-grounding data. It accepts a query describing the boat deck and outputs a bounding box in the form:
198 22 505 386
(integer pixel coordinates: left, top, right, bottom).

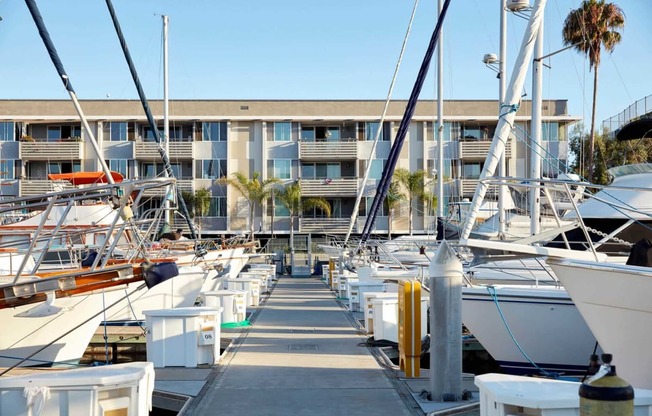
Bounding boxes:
176 275 478 416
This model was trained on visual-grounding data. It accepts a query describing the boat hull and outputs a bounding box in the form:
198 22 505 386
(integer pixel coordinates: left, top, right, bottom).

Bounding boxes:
549 259 652 389
0 286 137 367
462 285 600 376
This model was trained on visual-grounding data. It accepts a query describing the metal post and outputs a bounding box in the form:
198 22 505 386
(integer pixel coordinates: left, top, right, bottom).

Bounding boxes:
429 240 463 401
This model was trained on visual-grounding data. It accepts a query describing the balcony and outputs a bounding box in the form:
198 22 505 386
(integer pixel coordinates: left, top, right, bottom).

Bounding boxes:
299 217 354 233
300 178 359 197
458 179 499 198
19 140 84 161
135 141 193 160
458 139 512 160
141 179 194 197
20 180 76 196
299 140 357 160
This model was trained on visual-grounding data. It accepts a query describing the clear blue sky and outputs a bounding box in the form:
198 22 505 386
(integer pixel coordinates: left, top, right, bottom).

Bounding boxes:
1 0 650 129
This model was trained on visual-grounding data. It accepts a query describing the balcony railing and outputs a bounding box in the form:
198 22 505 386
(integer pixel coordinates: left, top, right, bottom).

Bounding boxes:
141 179 194 197
19 141 84 161
299 217 353 233
299 140 357 160
458 139 512 159
20 180 76 196
458 179 498 198
135 141 193 160
300 178 359 197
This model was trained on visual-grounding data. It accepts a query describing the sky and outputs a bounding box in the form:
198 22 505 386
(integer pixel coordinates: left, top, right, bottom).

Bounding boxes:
0 0 650 130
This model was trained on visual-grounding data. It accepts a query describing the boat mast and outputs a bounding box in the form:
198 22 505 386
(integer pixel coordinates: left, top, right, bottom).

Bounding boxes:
497 0 508 238
436 0 444 224
104 0 198 239
163 15 172 226
24 0 114 184
530 15 544 236
459 0 547 242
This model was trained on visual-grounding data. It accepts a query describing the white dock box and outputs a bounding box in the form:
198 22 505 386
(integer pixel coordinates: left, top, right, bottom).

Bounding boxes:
349 280 386 312
475 373 652 416
239 271 268 293
372 297 428 343
144 306 222 368
203 289 247 324
0 362 155 416
363 292 397 333
223 277 260 306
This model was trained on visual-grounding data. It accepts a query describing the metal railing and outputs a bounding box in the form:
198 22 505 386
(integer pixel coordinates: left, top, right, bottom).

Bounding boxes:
603 94 652 134
299 140 358 160
300 178 359 196
19 141 84 161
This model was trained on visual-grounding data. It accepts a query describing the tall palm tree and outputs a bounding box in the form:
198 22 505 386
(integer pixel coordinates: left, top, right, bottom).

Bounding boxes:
562 0 625 182
385 181 406 239
217 171 279 241
393 168 428 235
274 181 331 269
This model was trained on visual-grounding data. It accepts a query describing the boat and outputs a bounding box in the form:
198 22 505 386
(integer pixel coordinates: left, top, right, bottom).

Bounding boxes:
0 176 181 368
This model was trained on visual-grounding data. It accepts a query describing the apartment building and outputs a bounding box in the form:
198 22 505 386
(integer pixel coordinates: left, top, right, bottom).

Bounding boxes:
0 99 579 238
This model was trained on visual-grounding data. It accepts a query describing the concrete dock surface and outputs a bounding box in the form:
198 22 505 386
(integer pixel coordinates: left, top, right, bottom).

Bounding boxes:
172 275 478 415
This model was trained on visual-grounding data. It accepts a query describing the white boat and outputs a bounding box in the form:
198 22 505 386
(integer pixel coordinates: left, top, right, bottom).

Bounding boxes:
548 258 652 390
462 284 600 376
0 177 181 368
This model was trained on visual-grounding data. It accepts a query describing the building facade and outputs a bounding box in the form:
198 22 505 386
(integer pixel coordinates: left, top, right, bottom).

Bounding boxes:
0 99 579 238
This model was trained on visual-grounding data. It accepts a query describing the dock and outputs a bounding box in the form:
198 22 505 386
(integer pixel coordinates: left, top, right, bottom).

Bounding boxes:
80 270 480 415
146 274 478 416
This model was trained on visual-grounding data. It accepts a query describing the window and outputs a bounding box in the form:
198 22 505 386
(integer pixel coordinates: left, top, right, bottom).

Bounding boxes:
301 126 340 141
359 197 388 217
300 127 315 141
301 163 340 179
143 125 182 141
271 159 291 179
47 126 61 141
273 122 291 142
272 196 290 217
0 122 14 141
202 122 227 141
207 197 227 217
542 122 559 142
369 159 386 180
107 159 128 178
0 160 14 179
47 125 81 141
48 162 81 174
201 159 227 179
141 162 181 178
104 122 128 141
462 162 482 179
443 122 460 142
365 122 390 141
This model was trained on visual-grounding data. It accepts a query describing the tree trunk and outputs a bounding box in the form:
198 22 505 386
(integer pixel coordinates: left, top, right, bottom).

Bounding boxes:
289 214 295 275
588 68 599 183
409 199 413 235
388 211 392 239
249 203 255 241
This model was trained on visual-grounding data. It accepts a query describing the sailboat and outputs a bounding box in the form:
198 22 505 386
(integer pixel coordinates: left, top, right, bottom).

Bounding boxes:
0 175 180 368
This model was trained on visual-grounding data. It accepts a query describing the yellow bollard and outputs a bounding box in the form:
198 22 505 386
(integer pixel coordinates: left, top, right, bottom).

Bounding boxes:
398 280 421 378
328 257 336 289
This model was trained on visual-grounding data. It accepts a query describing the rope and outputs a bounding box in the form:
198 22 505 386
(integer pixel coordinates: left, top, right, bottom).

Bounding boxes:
486 286 559 378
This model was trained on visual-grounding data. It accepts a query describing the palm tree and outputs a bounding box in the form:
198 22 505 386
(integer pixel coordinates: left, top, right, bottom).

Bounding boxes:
216 171 279 241
385 181 406 239
274 181 331 270
562 0 625 182
393 168 428 235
